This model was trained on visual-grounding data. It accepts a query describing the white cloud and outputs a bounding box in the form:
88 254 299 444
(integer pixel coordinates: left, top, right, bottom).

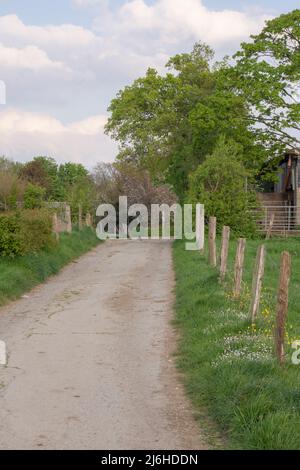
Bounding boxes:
0 1 273 166
0 109 65 134
0 43 68 71
0 4 271 88
0 109 117 166
0 15 97 49
93 0 271 47
2 0 269 64
68 115 108 135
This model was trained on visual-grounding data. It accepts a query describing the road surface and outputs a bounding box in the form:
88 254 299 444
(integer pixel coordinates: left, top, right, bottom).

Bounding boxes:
0 240 207 450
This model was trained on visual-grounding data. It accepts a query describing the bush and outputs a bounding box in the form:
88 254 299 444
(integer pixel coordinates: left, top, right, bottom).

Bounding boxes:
24 183 46 209
0 213 22 257
187 136 259 237
0 209 54 257
19 209 54 253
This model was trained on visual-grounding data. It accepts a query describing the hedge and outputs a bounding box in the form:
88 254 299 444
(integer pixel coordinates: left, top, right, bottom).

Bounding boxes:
0 209 54 257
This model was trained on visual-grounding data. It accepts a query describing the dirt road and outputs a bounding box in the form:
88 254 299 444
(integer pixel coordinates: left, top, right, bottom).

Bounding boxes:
0 240 207 450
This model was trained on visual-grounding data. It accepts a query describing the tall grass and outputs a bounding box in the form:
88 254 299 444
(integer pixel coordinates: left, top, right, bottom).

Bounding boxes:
173 237 300 449
0 227 100 306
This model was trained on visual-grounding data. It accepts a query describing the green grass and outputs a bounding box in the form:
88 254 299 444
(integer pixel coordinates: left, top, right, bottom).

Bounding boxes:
173 237 300 450
0 227 101 306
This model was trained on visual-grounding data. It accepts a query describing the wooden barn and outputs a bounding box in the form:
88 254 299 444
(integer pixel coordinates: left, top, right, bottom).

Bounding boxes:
258 148 300 233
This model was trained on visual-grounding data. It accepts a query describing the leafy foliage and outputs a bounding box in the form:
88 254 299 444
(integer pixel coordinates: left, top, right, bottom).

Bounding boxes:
0 209 54 257
20 159 50 190
33 156 63 200
230 9 300 166
188 137 258 236
105 42 264 200
0 214 22 257
19 209 54 254
24 183 46 209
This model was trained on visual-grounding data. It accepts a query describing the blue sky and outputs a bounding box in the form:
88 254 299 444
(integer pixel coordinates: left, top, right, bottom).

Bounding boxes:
1 0 297 26
0 0 298 166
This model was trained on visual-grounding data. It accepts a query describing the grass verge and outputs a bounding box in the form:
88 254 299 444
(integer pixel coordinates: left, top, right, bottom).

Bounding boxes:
0 227 101 306
173 237 300 450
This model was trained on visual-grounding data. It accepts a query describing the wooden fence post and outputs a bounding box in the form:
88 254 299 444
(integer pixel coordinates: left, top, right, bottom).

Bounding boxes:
275 251 291 366
266 212 275 240
196 204 205 252
78 204 83 230
208 217 217 267
219 226 230 281
249 244 266 322
65 205 72 234
233 238 246 297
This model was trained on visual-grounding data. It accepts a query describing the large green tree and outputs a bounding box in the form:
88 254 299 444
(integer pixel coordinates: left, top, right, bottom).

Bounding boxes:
230 9 300 171
105 43 261 200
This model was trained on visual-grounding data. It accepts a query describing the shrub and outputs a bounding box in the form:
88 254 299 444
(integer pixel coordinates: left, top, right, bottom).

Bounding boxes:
24 183 46 209
19 209 54 254
0 213 22 257
0 209 54 257
187 136 259 237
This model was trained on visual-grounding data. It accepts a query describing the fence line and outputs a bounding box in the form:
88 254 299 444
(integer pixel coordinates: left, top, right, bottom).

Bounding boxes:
219 226 230 282
208 217 217 267
233 238 246 298
202 217 292 365
275 252 291 366
249 245 266 323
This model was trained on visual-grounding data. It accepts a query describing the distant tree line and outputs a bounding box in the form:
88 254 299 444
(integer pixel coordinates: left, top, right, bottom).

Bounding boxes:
0 155 176 218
